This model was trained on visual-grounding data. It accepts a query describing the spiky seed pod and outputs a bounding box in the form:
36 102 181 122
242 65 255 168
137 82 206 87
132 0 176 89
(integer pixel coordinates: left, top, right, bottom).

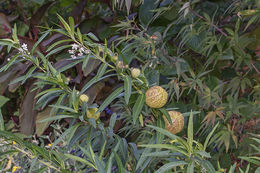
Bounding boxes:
145 86 168 108
131 68 141 78
86 108 100 120
164 111 184 134
80 94 89 103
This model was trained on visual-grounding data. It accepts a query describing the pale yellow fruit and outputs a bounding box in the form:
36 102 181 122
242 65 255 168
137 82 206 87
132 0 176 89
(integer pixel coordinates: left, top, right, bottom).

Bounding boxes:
164 111 184 134
131 68 141 78
87 108 100 120
80 94 89 103
145 86 168 108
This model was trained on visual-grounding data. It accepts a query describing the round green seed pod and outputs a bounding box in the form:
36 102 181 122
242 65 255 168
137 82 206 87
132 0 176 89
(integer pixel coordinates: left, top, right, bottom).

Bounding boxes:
163 111 184 134
145 86 168 108
131 68 141 78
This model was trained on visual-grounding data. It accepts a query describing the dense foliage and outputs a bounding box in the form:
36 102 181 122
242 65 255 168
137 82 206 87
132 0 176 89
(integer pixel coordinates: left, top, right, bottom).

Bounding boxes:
0 0 260 172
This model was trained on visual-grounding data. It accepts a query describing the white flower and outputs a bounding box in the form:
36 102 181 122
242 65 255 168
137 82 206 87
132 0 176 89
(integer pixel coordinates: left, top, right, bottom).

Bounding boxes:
71 55 77 59
79 47 85 53
68 50 75 54
77 52 83 57
21 43 28 51
72 43 79 50
7 58 10 61
18 48 24 53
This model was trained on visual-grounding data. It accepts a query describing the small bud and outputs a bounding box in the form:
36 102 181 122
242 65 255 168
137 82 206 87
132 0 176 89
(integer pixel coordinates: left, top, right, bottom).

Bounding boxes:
117 61 125 69
131 68 141 78
112 55 118 62
86 108 100 120
80 94 89 103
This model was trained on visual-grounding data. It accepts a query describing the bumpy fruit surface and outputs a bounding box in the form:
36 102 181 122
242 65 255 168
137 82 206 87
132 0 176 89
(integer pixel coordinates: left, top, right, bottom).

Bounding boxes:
164 111 184 134
145 86 168 108
131 68 141 78
86 108 100 120
80 94 89 103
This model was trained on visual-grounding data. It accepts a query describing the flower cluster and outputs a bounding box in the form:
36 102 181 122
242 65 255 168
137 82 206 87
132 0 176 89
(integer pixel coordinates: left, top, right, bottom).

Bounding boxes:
116 61 129 69
68 43 90 59
17 43 29 60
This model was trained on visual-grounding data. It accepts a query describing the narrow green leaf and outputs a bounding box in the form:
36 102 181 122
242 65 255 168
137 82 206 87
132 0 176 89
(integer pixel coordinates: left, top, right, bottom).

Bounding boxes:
21 66 37 84
66 123 81 145
99 141 107 161
68 17 75 37
142 151 170 157
82 54 90 70
123 75 132 104
132 94 145 124
31 31 49 54
187 111 193 153
45 45 71 58
139 144 188 156
146 125 181 141
36 88 62 99
87 33 99 42
113 150 124 173
97 86 124 113
196 151 211 158
199 160 216 173
0 54 19 72
187 161 194 173
49 105 78 113
57 14 71 33
38 115 75 123
96 63 108 80
159 108 172 125
46 39 72 52
0 109 4 131
80 74 116 94
106 141 120 173
77 28 83 44
155 161 187 173
95 156 106 173
64 154 96 169
109 113 117 128
0 150 18 158
0 95 10 108
57 59 82 73
52 123 80 148
203 122 219 151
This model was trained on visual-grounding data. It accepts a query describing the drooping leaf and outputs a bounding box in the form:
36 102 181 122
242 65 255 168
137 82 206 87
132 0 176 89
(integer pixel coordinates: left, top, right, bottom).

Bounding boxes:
155 161 187 173
35 107 52 136
0 95 9 108
123 75 132 104
98 86 124 113
132 94 145 124
20 82 40 135
139 0 158 26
